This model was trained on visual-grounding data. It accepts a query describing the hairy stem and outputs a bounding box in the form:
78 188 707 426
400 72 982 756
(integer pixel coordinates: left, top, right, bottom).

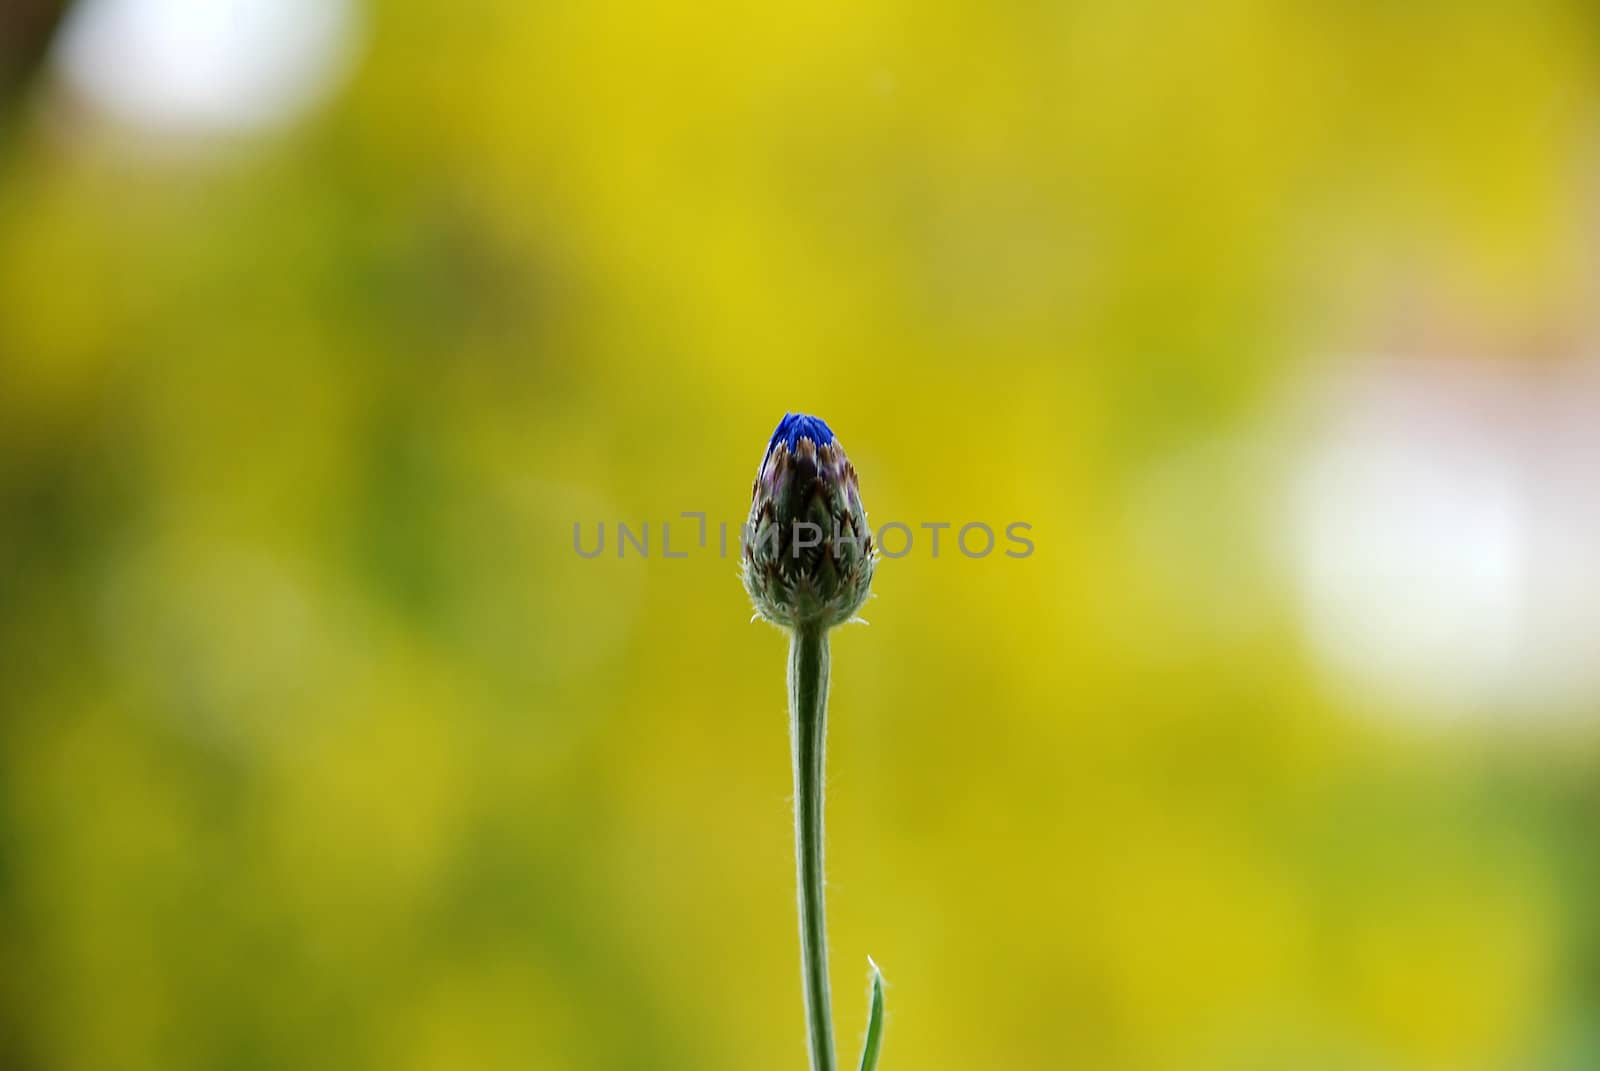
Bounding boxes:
789 623 835 1071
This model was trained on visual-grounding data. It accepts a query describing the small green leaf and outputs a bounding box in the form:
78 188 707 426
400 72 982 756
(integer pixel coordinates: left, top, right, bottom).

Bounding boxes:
856 958 886 1071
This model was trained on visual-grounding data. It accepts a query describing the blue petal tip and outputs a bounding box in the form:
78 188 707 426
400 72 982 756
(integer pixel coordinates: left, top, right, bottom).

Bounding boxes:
766 412 835 460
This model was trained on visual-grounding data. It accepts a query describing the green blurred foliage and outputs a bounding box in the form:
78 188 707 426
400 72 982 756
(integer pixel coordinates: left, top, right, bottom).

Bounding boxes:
2 3 1598 1070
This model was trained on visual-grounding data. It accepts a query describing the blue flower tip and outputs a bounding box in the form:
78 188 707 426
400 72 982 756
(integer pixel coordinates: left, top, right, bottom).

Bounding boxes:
767 412 835 458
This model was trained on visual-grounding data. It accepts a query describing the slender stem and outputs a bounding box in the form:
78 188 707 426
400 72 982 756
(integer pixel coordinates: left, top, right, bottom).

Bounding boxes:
789 623 835 1071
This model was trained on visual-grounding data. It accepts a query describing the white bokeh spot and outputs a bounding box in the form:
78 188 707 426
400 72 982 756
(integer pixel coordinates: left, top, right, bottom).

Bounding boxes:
54 0 361 135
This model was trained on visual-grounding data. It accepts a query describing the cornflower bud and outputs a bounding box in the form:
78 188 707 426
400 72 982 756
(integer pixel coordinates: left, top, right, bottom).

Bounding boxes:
742 413 875 629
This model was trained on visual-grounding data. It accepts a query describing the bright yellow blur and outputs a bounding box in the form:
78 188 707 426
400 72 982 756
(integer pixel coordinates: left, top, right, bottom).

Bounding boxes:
0 3 1594 1070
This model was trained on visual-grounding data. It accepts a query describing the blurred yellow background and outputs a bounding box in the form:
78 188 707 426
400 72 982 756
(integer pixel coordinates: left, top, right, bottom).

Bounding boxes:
2 2 1598 1069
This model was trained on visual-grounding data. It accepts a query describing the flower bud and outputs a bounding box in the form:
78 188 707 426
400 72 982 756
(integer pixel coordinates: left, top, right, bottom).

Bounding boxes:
742 413 875 628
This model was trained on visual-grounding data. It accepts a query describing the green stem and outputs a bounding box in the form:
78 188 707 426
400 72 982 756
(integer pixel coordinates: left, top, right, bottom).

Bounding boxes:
789 623 835 1071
